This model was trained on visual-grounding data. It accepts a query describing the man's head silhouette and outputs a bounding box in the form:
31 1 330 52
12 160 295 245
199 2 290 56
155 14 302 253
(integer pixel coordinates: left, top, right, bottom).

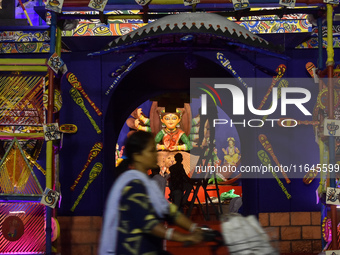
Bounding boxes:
174 153 183 163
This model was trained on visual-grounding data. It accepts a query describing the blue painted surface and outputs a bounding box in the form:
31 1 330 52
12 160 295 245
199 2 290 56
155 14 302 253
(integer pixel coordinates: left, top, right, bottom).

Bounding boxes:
2 46 327 216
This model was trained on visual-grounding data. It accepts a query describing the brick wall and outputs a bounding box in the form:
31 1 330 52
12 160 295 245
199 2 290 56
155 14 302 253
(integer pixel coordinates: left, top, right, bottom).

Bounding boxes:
55 212 322 255
259 212 322 254
56 216 102 255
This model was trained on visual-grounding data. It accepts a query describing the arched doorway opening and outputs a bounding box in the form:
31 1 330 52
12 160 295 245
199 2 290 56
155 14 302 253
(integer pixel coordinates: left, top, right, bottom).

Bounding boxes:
103 52 247 215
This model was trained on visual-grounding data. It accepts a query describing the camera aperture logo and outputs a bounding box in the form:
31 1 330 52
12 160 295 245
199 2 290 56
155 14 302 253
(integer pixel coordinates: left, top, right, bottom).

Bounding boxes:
198 83 223 114
190 78 315 181
197 82 312 128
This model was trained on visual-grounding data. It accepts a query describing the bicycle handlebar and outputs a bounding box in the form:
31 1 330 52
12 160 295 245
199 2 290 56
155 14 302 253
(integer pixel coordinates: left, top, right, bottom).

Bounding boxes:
183 227 224 247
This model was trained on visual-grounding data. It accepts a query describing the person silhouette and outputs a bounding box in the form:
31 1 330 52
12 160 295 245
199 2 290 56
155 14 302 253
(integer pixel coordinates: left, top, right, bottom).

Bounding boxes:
169 153 194 211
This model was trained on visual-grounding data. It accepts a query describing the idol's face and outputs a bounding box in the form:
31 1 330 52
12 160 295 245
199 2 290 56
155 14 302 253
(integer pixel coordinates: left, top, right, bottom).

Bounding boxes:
161 113 180 130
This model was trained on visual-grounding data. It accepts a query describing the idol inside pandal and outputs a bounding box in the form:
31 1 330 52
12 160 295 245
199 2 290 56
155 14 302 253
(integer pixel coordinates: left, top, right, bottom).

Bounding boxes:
222 137 240 166
156 107 199 178
128 103 196 177
124 102 241 183
155 109 191 152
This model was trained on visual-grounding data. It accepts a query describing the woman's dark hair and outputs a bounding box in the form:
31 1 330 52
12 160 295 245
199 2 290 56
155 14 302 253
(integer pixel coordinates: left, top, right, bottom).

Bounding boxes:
115 131 154 177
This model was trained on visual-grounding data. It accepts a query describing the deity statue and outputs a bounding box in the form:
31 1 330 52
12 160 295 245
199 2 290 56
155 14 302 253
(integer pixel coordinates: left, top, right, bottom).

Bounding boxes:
155 109 192 151
124 101 197 176
222 137 240 165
